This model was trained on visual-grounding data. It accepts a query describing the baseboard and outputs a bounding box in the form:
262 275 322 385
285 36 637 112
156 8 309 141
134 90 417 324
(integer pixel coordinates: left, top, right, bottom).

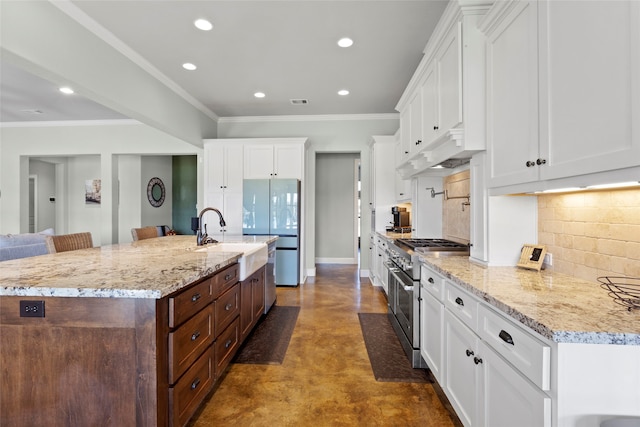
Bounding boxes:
315 257 357 264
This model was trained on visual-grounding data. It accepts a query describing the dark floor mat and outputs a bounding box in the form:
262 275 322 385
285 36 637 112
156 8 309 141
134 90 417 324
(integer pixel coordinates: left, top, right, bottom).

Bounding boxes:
358 313 431 383
233 305 300 365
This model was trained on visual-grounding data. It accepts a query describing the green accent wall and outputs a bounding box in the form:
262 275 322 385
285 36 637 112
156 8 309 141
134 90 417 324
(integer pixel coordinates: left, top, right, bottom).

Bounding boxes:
172 156 197 235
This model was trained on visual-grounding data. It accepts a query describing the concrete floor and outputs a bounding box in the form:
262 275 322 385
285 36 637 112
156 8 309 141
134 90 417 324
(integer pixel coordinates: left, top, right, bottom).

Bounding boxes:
189 264 459 426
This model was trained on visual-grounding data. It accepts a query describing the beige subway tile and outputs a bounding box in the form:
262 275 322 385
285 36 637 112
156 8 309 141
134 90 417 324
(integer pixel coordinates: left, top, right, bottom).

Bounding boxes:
610 188 640 207
609 224 640 242
556 234 574 249
626 241 640 261
584 223 611 239
563 221 585 236
573 235 598 252
573 264 598 282
596 239 628 257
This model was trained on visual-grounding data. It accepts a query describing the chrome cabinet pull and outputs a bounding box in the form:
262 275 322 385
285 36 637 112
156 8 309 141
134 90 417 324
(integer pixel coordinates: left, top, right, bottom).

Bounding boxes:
455 297 464 306
225 303 233 311
225 339 232 349
191 330 200 341
191 293 201 302
190 378 201 390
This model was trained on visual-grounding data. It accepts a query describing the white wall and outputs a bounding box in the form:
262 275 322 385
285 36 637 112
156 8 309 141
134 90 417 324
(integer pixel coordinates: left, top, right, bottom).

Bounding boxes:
67 155 103 245
28 159 56 232
218 115 399 276
141 156 173 229
315 153 359 263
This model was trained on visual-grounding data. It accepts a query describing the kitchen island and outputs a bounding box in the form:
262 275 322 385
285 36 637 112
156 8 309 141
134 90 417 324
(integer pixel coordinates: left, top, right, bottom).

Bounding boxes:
419 253 640 427
0 235 276 427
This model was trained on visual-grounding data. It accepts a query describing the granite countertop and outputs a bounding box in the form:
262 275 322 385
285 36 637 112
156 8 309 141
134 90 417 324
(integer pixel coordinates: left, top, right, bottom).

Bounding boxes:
0 235 277 299
419 254 640 345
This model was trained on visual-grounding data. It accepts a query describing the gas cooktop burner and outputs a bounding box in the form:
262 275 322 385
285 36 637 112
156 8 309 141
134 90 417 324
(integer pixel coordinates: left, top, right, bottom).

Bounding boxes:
396 238 470 251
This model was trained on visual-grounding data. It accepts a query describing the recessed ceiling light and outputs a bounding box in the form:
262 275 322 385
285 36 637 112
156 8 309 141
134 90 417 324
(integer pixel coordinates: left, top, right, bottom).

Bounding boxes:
194 19 213 31
59 87 74 95
254 92 266 98
182 63 197 71
338 89 349 96
337 37 353 48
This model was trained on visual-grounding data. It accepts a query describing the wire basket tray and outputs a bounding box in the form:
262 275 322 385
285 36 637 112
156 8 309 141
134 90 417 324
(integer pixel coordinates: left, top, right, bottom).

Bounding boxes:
598 276 640 311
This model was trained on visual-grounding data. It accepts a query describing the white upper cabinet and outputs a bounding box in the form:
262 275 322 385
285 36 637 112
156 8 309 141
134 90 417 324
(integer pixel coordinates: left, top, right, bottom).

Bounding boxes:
204 143 244 193
483 0 640 189
484 0 539 187
396 2 489 178
435 22 462 137
202 141 244 236
243 139 306 180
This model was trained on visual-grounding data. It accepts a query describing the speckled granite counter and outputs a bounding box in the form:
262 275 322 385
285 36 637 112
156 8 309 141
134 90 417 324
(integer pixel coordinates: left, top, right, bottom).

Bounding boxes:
420 254 640 345
0 235 277 299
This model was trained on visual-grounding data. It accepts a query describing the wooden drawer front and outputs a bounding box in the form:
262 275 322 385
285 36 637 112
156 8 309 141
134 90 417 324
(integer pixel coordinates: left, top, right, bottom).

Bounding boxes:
169 278 213 328
444 281 478 331
478 304 551 391
211 264 239 298
420 265 446 301
168 304 214 384
215 317 240 374
215 283 240 336
169 345 215 427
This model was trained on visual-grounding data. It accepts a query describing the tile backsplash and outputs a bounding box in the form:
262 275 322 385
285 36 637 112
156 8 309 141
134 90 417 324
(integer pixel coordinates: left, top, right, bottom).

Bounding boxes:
538 188 640 281
443 170 470 244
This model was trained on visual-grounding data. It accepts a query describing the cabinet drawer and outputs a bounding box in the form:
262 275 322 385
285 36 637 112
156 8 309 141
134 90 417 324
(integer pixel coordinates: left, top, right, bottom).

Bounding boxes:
169 345 215 427
211 264 239 298
215 316 240 375
478 304 551 391
168 304 214 384
444 281 478 331
169 277 214 328
420 265 445 301
215 283 240 336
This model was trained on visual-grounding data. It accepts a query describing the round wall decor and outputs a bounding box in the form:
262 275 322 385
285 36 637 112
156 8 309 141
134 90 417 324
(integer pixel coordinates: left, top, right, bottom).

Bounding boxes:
147 177 166 207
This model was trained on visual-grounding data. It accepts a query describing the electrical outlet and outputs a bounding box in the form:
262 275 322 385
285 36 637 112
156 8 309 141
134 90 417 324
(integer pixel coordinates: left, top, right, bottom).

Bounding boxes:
544 253 553 267
19 300 45 318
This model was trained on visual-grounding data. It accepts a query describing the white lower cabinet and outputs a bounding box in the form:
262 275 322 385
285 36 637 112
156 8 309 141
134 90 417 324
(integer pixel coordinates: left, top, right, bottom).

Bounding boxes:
423 263 552 427
444 309 481 427
479 340 551 427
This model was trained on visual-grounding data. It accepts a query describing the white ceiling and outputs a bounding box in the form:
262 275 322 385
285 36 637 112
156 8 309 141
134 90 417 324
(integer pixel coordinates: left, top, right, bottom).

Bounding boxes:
0 0 448 122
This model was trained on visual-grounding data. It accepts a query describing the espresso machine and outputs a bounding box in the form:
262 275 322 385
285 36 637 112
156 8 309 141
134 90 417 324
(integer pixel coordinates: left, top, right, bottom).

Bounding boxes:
391 206 411 232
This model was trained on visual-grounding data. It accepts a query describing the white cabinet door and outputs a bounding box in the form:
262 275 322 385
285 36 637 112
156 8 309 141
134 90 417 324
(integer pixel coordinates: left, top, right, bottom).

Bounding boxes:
420 289 444 383
398 108 411 164
436 21 462 135
203 192 243 238
409 90 423 154
224 144 244 192
538 0 640 180
205 144 225 191
486 0 539 187
479 341 551 427
273 144 303 179
444 309 481 427
395 174 412 202
244 144 303 179
243 145 274 179
421 64 438 145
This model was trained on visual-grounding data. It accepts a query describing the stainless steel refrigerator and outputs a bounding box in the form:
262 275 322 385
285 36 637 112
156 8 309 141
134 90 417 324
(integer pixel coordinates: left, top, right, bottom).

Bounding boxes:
243 179 300 286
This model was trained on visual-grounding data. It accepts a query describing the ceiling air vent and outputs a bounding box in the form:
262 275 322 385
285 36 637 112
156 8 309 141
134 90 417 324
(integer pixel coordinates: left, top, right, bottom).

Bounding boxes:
290 99 309 105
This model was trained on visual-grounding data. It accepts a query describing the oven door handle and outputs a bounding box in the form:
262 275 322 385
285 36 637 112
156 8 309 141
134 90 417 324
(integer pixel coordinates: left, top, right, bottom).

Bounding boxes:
388 268 415 292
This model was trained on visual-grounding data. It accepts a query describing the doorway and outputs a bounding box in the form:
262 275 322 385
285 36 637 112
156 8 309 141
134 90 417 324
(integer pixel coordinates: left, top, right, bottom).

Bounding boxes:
28 175 37 233
314 153 361 264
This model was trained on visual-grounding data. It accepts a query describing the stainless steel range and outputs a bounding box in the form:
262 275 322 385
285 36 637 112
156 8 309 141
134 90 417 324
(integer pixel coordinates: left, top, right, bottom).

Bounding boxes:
385 238 470 368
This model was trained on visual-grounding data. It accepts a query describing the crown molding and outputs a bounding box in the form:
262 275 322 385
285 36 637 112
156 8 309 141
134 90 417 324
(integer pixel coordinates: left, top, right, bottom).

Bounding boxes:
218 113 399 124
0 119 141 128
